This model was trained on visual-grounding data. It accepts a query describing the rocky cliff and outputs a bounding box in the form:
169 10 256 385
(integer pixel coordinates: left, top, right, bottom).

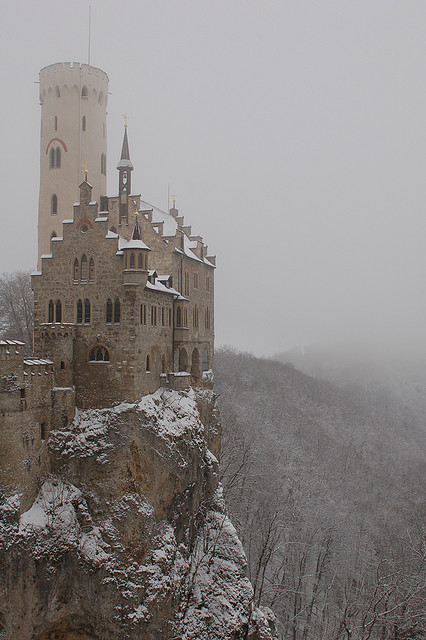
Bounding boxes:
0 387 276 640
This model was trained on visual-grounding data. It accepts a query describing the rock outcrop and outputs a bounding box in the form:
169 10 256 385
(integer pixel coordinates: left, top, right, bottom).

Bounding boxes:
0 388 276 640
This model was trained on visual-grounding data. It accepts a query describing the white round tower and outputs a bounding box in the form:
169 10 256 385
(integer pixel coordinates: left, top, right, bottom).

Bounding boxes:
38 62 109 263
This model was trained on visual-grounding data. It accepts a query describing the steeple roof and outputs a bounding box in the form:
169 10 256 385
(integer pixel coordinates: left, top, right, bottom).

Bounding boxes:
117 126 134 170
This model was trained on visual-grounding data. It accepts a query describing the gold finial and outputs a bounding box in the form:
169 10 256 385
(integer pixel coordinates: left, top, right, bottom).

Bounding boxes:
135 211 139 218
82 164 88 180
122 114 129 128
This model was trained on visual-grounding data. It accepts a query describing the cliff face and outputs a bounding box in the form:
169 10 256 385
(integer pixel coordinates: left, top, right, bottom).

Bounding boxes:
0 388 276 640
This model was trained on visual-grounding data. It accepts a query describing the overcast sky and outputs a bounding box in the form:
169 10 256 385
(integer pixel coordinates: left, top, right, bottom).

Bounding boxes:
1 0 425 356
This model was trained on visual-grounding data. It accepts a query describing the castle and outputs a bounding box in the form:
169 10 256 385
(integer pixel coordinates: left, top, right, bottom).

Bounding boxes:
0 62 215 500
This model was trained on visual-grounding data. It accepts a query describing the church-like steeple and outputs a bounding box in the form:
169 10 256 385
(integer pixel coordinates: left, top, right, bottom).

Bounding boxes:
117 124 134 225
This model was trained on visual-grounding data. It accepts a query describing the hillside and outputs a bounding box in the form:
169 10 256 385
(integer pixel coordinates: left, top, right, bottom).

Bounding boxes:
215 348 425 640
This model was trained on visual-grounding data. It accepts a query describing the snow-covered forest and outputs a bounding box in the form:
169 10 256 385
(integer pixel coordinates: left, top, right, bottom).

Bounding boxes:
216 348 425 640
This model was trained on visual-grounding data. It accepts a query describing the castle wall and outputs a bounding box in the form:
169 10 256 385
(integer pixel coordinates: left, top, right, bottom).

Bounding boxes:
0 342 59 508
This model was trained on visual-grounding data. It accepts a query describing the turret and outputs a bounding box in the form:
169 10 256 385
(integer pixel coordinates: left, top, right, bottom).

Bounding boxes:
38 62 108 266
122 213 150 286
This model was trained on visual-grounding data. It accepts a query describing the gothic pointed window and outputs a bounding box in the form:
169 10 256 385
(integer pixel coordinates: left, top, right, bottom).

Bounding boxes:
130 253 135 268
184 270 190 296
81 85 88 98
55 147 61 168
49 147 55 169
101 152 106 175
114 298 120 324
73 258 79 282
146 354 151 372
89 258 94 282
84 299 90 324
55 300 62 323
76 299 83 324
82 115 86 131
176 306 182 328
138 253 143 269
89 345 110 362
48 300 54 323
51 194 57 215
98 91 104 104
55 86 61 98
54 115 57 131
106 298 113 323
81 254 88 281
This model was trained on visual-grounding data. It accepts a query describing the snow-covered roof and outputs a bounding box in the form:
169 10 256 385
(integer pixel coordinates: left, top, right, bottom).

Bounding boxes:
118 235 150 251
145 280 180 296
139 200 215 265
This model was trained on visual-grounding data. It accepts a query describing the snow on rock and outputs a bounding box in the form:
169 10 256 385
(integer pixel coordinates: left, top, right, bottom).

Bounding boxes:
0 389 276 640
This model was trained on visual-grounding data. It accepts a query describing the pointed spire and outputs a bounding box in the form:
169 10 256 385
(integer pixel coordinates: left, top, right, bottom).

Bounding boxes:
117 125 134 170
132 213 142 240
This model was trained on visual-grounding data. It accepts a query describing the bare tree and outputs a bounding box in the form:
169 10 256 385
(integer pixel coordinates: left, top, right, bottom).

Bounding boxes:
0 271 33 353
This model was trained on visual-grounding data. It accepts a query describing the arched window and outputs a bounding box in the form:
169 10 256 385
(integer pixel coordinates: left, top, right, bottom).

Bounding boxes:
146 354 151 372
89 258 94 282
51 193 57 215
193 305 199 328
114 298 120 324
202 348 209 372
73 258 79 281
130 253 135 268
55 85 61 98
106 298 113 323
55 300 62 323
138 253 143 269
76 299 83 324
84 299 90 324
49 147 55 169
179 348 188 372
176 306 182 327
48 300 54 323
89 345 110 362
55 147 61 168
98 91 104 104
205 307 210 330
183 308 188 327
81 254 88 281
82 115 86 131
40 423 46 440
161 354 166 374
101 152 106 175
81 85 88 98
184 270 190 296
54 115 57 131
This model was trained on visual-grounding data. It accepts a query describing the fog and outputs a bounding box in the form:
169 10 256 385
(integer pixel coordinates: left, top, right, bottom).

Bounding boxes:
1 0 425 357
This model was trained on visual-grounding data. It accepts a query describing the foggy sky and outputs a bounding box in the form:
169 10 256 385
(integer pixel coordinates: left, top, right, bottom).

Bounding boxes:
1 0 425 356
